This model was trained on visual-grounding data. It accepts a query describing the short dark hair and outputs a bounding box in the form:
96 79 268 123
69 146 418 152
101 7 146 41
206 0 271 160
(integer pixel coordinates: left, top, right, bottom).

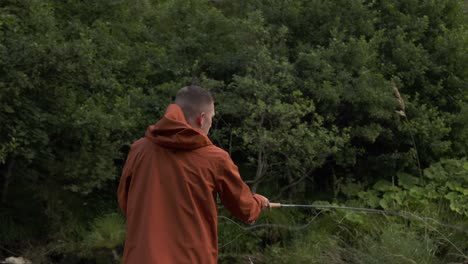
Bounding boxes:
175 85 214 121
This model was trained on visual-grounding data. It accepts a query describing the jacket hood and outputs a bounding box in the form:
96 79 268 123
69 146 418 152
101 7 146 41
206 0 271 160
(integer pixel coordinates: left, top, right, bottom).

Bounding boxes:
145 104 212 150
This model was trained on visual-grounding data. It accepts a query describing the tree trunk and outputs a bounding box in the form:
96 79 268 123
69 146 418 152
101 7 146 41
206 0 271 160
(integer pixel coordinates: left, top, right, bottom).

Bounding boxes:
251 148 265 193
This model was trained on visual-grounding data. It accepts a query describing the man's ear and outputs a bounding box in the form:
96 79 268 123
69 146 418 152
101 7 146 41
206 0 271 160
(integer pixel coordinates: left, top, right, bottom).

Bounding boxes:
197 112 206 127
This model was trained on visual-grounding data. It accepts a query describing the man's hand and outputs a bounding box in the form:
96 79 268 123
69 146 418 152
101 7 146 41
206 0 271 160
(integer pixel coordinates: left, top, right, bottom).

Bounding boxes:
256 194 270 210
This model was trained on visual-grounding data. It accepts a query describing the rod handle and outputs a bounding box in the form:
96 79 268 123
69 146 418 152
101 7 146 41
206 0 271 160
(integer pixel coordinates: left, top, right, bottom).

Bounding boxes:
269 202 282 208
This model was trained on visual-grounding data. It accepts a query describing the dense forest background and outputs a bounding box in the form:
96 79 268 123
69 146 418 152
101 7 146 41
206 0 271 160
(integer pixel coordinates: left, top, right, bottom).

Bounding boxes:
1 0 467 263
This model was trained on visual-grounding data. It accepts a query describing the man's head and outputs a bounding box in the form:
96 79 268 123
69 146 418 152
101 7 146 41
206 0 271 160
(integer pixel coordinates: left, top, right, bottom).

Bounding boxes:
175 85 215 135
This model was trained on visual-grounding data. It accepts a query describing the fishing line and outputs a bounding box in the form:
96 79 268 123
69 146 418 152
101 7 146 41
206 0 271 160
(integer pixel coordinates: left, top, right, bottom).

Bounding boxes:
269 203 468 233
218 210 324 249
218 203 468 258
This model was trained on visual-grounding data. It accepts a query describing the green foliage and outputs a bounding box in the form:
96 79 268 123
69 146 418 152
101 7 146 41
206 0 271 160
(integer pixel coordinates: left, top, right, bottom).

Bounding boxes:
354 223 438 264
424 159 468 216
254 205 464 264
218 214 261 255
0 0 466 262
0 213 35 243
266 227 344 264
345 159 468 219
82 213 125 252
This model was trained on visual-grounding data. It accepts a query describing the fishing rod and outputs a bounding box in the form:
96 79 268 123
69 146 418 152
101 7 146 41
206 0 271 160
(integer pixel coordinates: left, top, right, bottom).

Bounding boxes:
269 203 401 215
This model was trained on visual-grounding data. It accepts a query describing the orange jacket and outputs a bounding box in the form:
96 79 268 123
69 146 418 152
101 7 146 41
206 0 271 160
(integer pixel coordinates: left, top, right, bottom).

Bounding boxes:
118 104 265 264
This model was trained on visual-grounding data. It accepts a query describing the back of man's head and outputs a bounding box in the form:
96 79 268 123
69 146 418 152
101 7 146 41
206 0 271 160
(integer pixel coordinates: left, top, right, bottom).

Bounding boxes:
175 85 214 122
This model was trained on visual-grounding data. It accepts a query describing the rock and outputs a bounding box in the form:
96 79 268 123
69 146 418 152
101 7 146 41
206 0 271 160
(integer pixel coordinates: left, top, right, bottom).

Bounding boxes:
2 257 32 264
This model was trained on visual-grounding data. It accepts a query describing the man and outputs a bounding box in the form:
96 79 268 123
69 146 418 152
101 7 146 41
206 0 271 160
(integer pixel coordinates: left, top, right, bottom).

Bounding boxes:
118 85 269 263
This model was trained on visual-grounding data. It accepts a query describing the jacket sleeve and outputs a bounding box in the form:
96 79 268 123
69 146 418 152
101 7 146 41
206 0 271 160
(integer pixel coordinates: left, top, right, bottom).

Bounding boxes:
117 146 135 216
215 152 264 223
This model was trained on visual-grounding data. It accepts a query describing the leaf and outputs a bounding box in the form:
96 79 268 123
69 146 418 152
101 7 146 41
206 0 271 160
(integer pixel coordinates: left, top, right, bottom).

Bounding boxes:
390 191 406 206
379 198 390 210
409 186 425 199
373 180 393 192
397 172 419 189
2 105 15 113
341 181 362 197
358 190 380 208
344 212 365 225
